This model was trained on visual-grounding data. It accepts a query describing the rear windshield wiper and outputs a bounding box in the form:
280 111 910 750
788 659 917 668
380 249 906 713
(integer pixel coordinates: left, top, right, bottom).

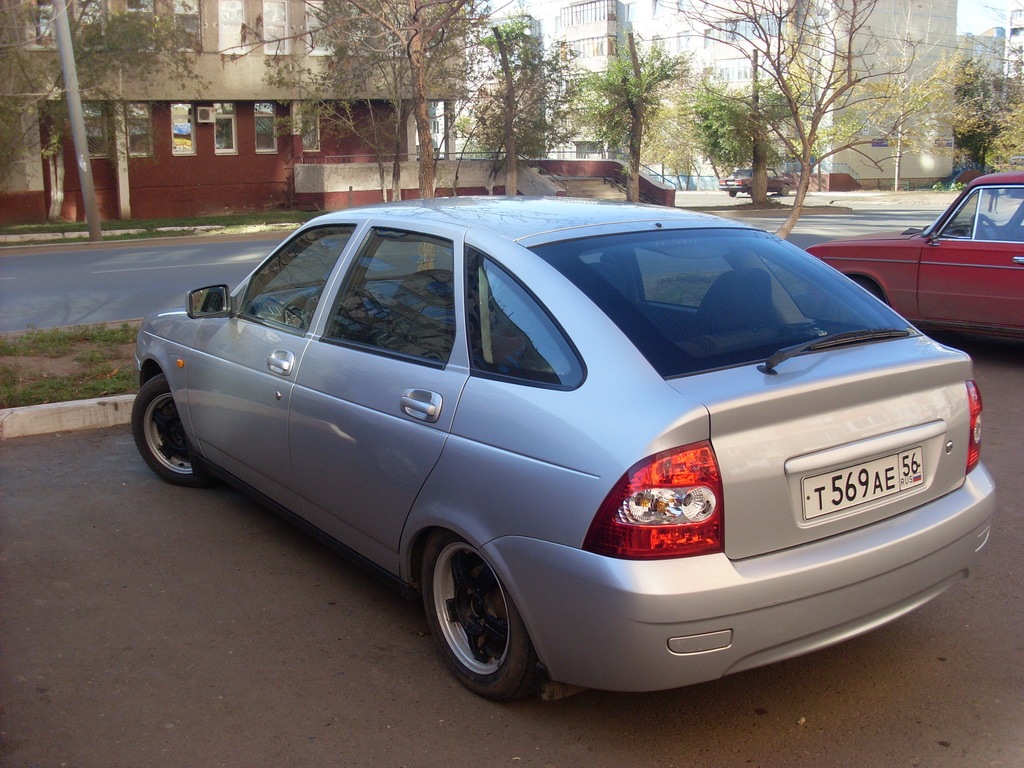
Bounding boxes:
759 328 913 375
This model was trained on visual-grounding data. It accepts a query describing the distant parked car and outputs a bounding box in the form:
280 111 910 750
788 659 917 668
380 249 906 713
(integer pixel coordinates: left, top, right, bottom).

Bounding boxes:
807 171 1024 338
132 197 993 700
719 168 793 197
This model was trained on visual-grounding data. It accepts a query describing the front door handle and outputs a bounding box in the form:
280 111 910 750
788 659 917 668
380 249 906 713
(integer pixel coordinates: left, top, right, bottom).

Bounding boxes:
1013 256 1024 265
400 389 442 423
267 349 295 376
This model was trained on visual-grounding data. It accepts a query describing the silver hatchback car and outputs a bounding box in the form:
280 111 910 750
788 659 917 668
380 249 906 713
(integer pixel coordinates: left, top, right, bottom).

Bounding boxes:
132 197 995 700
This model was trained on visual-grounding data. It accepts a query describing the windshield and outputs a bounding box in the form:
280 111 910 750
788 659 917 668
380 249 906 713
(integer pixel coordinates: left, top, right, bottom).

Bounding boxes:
531 228 913 377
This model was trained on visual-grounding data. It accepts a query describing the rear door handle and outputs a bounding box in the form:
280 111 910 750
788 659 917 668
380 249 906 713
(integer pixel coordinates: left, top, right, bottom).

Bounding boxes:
400 389 442 423
1013 256 1024 265
267 349 295 376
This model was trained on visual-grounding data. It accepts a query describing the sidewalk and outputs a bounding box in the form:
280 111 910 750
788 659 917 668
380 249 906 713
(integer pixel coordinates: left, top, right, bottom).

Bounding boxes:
674 189 959 210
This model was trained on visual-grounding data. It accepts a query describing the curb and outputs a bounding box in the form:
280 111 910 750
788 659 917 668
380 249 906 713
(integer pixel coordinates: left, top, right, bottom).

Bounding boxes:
0 394 135 440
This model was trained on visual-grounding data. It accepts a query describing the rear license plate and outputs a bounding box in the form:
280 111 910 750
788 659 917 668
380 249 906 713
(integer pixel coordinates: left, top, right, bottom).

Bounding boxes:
802 446 924 520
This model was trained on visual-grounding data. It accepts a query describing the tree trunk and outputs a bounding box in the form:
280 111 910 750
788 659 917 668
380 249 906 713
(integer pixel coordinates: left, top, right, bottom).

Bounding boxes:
48 152 64 221
775 158 814 239
626 33 642 203
493 26 517 196
407 23 435 199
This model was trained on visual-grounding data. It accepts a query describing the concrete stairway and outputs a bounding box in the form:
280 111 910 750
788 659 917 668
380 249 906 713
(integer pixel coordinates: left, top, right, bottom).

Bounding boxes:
559 177 627 201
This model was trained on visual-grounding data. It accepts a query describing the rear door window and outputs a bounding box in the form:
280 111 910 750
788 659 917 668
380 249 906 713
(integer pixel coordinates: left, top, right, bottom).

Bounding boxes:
466 247 583 388
532 228 910 377
324 228 456 364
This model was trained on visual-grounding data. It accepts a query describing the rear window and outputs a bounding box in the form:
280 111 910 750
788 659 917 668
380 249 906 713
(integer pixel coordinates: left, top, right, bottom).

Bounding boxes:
531 228 912 377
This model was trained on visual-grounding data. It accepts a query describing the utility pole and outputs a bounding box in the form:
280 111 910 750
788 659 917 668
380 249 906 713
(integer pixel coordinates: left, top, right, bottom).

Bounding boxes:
52 0 102 241
493 25 518 196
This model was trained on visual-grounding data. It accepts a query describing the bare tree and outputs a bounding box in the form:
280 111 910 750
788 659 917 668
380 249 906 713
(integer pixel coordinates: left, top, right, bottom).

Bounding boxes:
266 0 483 200
693 0 918 236
340 0 482 198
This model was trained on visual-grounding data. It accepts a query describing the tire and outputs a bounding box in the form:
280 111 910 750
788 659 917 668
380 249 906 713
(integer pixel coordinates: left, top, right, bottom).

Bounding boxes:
728 190 738 198
421 531 539 700
131 373 215 487
778 185 790 197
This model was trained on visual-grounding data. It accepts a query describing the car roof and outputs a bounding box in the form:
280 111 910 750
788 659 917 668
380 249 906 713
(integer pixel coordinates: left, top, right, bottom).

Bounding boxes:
305 196 742 246
966 171 1024 188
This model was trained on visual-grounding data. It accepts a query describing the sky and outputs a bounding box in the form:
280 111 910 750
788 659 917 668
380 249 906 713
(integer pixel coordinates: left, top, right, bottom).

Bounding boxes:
957 0 1009 34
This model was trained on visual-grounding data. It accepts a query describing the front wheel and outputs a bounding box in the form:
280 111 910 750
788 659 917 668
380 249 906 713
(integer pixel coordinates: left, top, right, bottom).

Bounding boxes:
131 373 215 487
778 185 791 197
421 531 539 700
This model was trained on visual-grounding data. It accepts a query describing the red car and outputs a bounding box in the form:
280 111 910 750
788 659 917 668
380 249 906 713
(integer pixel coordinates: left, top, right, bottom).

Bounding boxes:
807 172 1024 338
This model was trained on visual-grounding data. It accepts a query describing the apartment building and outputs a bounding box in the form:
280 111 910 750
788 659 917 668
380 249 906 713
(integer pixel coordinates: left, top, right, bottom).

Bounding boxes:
0 0 461 224
1009 0 1024 63
524 0 961 189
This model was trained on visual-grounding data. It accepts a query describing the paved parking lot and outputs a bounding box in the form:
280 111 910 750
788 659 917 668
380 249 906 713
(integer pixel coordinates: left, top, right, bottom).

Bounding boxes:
1 333 1022 767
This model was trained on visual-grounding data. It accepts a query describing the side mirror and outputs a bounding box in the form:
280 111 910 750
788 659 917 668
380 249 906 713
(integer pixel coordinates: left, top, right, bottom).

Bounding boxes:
187 285 231 318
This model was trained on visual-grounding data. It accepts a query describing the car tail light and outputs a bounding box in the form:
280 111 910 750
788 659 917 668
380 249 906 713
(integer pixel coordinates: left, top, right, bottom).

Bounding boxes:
966 380 982 474
583 442 724 559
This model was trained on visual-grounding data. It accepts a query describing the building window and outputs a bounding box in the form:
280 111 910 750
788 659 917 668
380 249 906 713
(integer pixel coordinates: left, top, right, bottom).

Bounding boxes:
171 103 195 155
572 36 613 58
255 102 277 153
214 103 236 154
218 0 245 53
31 0 53 46
560 0 614 27
84 103 109 158
305 0 331 55
126 0 153 20
262 0 289 54
126 103 153 157
302 112 320 152
174 0 201 51
80 0 107 28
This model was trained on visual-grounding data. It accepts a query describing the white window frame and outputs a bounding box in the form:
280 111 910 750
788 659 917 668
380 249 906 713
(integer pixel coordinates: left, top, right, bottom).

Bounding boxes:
126 102 153 157
214 103 237 155
305 0 331 55
83 102 109 158
171 103 196 156
301 112 320 152
218 0 245 53
30 0 54 47
255 102 277 153
174 0 201 51
262 0 289 55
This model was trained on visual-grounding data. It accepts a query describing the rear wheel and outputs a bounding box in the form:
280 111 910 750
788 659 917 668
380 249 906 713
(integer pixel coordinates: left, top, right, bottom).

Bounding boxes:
728 190 738 198
131 373 215 487
850 276 888 304
421 531 539 700
778 185 791 197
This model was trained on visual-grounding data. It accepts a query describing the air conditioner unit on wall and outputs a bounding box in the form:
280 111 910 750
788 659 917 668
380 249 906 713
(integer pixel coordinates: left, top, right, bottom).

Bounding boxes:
196 106 215 123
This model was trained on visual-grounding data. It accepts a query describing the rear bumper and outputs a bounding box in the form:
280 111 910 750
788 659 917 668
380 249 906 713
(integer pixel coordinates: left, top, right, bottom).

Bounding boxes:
484 466 995 692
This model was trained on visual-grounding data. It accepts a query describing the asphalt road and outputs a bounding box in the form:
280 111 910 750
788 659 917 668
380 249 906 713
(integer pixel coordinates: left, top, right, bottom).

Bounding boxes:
0 234 282 333
0 196 951 334
1 331 1021 767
